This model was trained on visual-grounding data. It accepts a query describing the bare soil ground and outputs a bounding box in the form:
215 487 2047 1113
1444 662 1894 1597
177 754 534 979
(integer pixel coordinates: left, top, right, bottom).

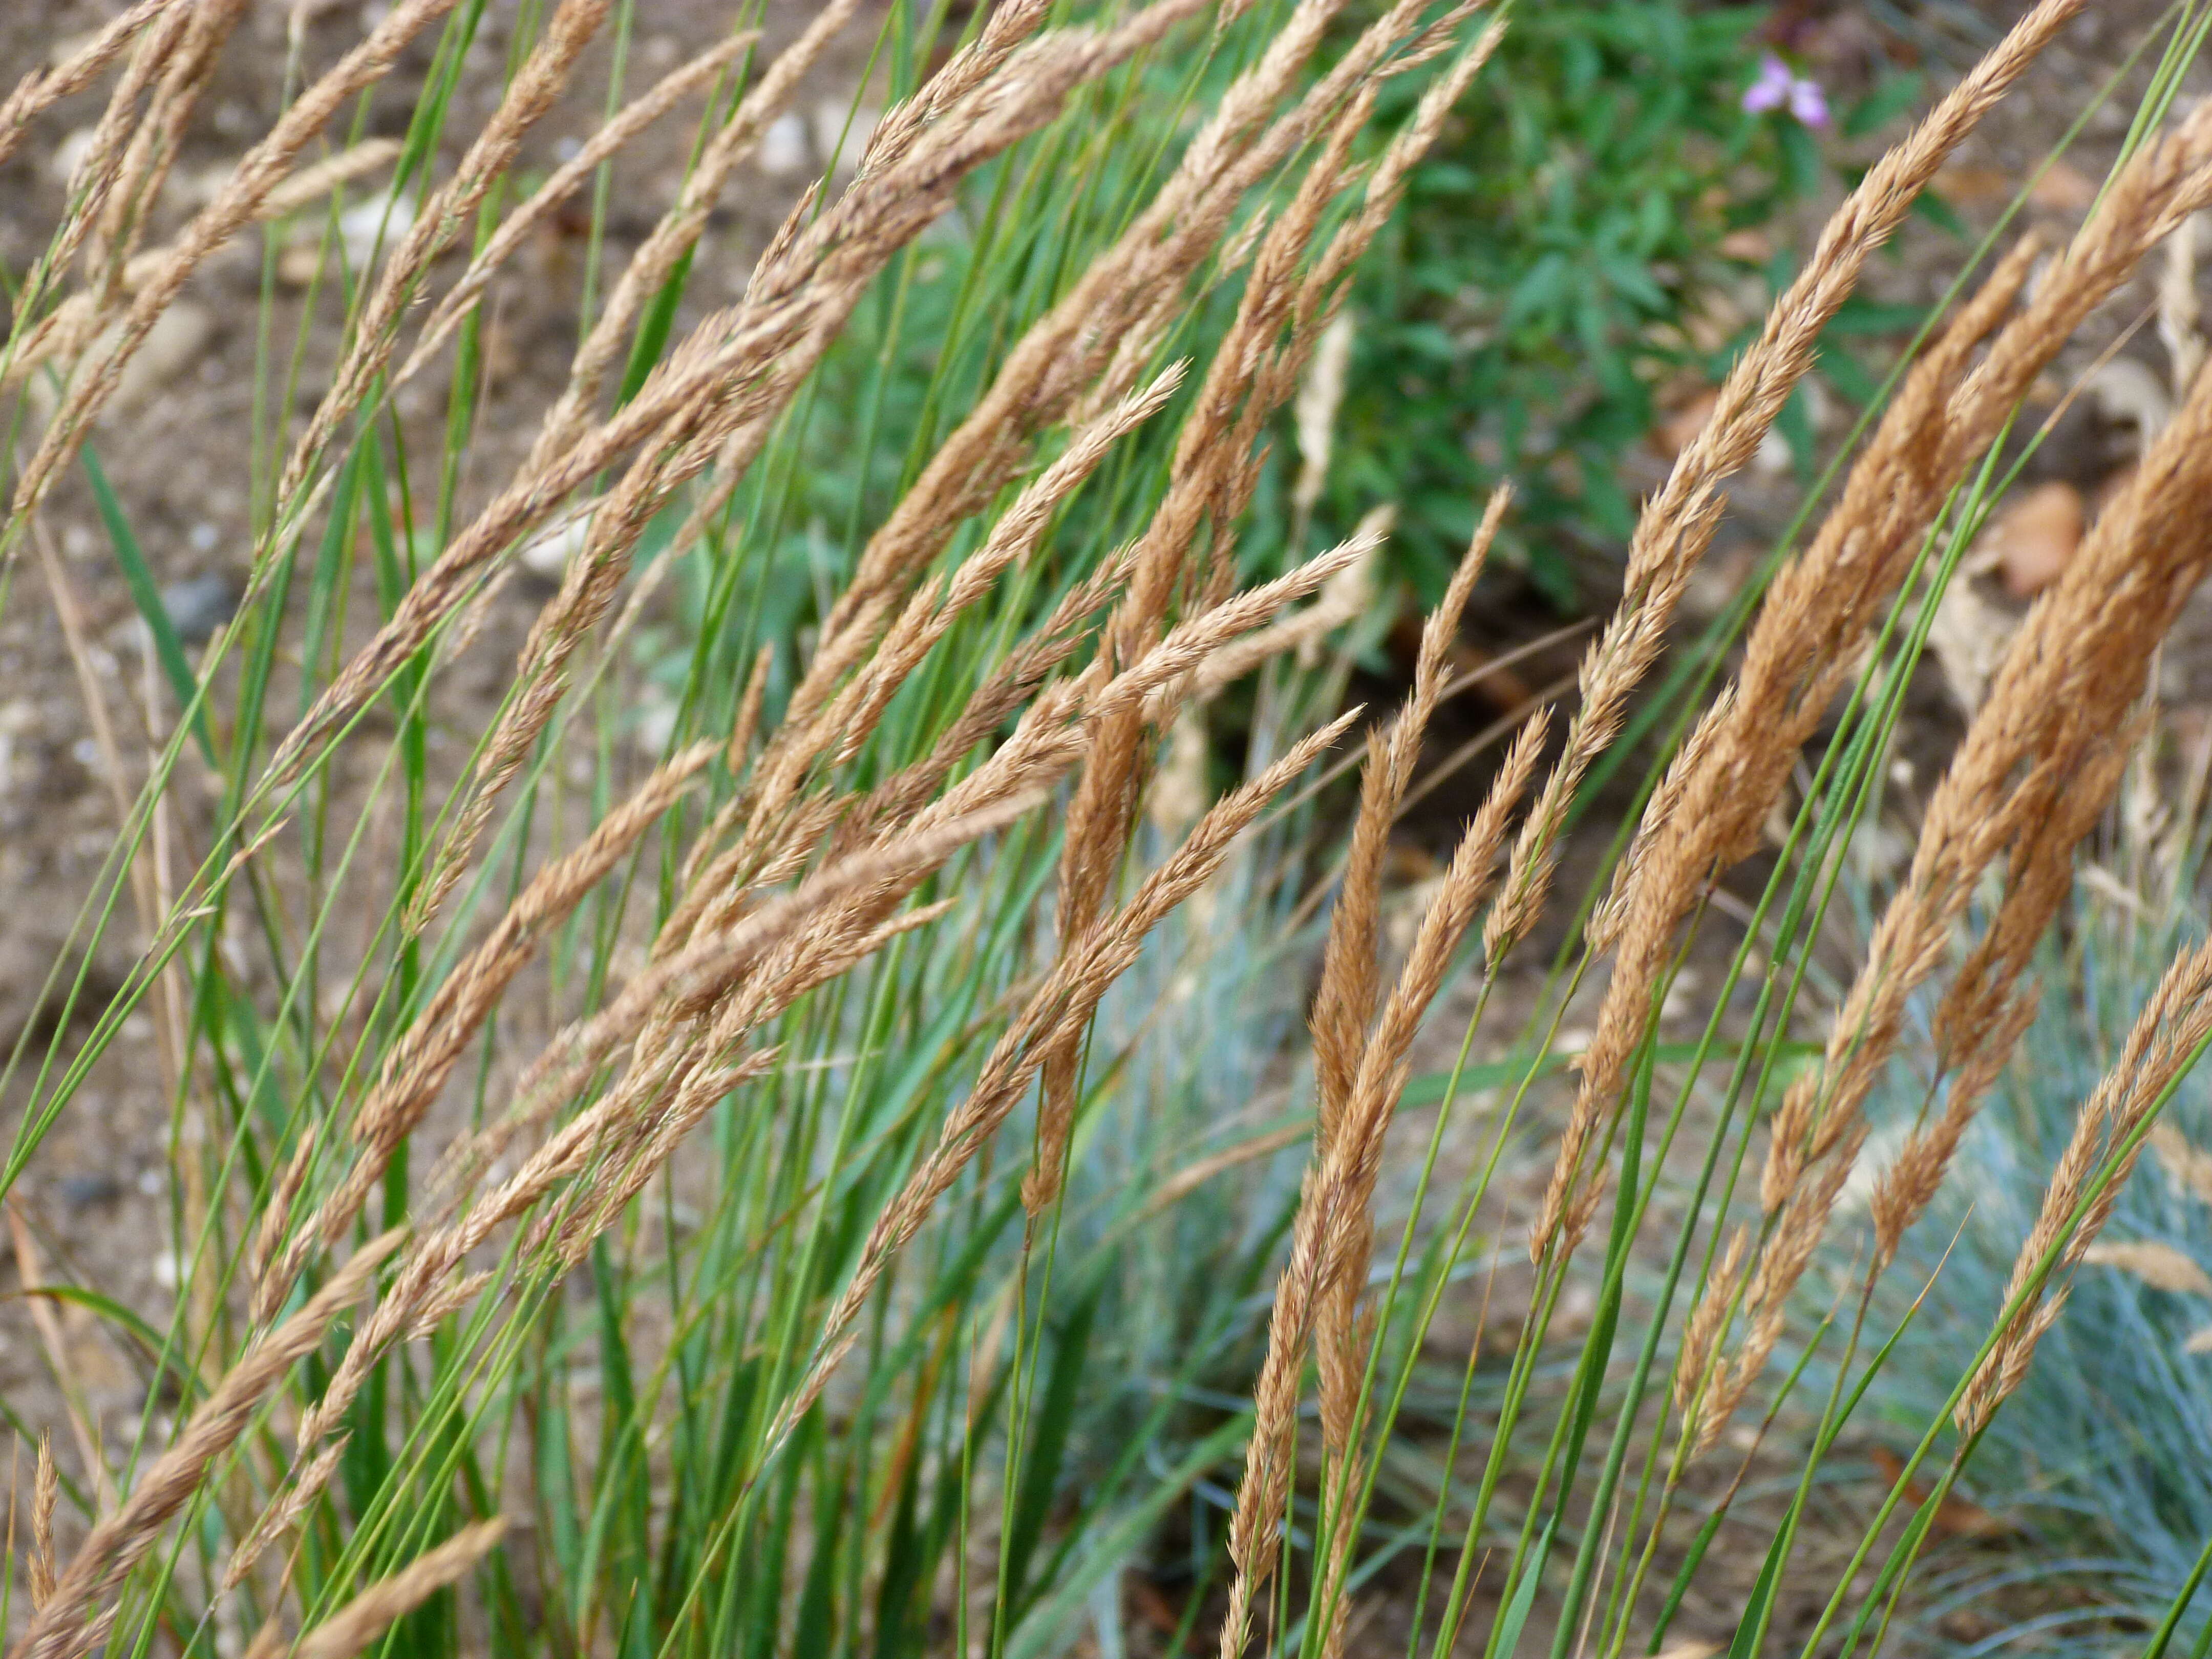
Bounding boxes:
0 0 887 1537
0 0 2206 1651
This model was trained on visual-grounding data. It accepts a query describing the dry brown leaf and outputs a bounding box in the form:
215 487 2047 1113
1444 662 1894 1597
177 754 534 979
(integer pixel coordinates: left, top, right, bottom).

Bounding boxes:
1126 1574 1183 1634
1934 163 2011 205
2029 158 2098 214
1683 291 1746 355
1985 479 2085 599
1867 1446 2012 1539
1652 387 1719 459
2081 1239 2212 1295
1717 228 1772 263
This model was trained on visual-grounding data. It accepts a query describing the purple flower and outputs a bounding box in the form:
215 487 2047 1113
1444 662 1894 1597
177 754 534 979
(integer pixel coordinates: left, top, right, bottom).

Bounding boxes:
1742 53 1830 129
1788 74 1830 129
1741 54 1794 114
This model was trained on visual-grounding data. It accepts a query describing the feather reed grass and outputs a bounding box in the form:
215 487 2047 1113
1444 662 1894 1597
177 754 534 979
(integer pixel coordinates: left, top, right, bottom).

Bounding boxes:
8 3 2212 1657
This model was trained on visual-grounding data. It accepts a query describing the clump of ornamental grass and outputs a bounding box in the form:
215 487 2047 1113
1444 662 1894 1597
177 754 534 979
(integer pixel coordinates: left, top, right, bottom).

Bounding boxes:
1810 749 2212 1657
1328 0 1831 604
1210 6 2212 1655
8 1 2212 1657
0 1 1522 1652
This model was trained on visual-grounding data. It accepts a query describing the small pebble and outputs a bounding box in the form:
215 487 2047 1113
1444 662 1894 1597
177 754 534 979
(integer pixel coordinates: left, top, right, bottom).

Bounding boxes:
518 509 589 580
48 126 95 186
335 189 416 268
2088 356 2172 450
759 113 811 179
812 101 881 178
105 302 214 414
160 571 240 646
57 1173 122 1209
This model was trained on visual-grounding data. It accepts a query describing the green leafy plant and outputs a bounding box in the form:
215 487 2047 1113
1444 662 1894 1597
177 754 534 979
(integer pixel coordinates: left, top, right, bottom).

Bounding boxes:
1323 0 1803 603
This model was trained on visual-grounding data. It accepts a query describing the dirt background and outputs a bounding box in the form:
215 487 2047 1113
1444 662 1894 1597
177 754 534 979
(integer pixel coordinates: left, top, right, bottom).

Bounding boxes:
0 0 2206 1651
0 0 892 1567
